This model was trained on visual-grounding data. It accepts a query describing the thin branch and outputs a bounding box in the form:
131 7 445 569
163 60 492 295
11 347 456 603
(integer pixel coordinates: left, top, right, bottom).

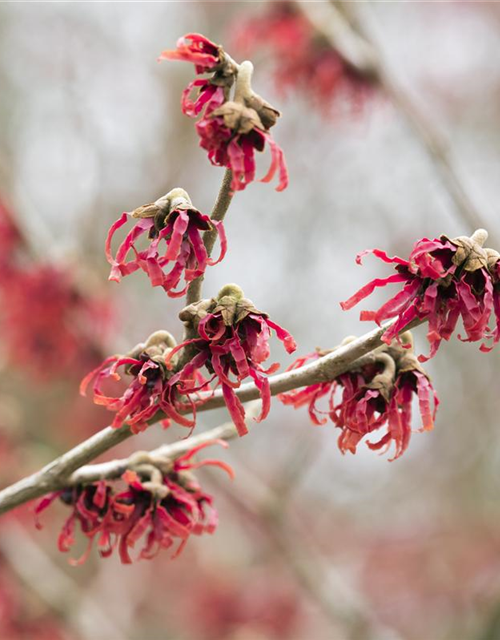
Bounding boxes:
184 168 234 307
297 0 489 238
0 318 423 516
70 404 261 486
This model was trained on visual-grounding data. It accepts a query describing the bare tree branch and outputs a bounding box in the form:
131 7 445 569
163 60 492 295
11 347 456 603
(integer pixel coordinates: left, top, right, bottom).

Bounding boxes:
0 318 423 516
185 168 234 307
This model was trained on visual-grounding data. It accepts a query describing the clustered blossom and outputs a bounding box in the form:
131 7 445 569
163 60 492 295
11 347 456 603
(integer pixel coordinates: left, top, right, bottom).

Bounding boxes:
231 2 373 114
166 285 297 436
279 333 438 460
35 441 232 565
106 188 226 297
341 229 500 360
80 330 210 433
160 34 288 192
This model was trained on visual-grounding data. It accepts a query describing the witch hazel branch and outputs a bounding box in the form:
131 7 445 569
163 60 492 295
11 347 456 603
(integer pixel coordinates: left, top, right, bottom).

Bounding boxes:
0 33 498 567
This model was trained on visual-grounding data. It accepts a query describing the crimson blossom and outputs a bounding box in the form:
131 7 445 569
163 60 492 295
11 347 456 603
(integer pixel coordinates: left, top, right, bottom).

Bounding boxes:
80 330 209 433
340 229 498 360
35 441 233 565
279 335 438 460
166 285 297 437
106 189 226 297
159 33 237 118
160 34 288 193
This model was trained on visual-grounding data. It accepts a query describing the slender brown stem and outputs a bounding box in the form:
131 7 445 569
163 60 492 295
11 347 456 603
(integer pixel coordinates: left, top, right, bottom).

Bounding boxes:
0 318 423 516
184 168 234 307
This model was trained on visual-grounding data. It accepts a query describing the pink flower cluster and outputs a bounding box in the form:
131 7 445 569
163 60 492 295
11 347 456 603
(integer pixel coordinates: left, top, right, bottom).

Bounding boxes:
81 287 296 437
341 230 500 360
167 285 296 436
279 336 438 460
160 33 288 192
106 189 226 297
35 441 232 565
80 330 210 433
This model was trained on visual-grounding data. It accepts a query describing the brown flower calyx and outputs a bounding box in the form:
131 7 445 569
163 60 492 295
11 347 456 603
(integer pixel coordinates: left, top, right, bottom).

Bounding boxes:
130 188 205 238
444 228 489 272
127 460 170 500
210 52 239 92
364 352 396 402
179 284 265 331
222 59 281 132
126 330 177 372
244 93 281 129
212 101 264 135
388 331 428 377
179 298 215 330
214 284 265 326
485 248 500 274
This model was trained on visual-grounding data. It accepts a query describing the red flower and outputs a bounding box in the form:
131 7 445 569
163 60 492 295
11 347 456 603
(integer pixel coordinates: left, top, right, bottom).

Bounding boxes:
35 440 233 565
181 78 227 118
340 230 495 360
167 285 297 436
279 336 438 460
159 33 224 74
106 189 226 297
160 33 288 193
159 33 237 120
196 100 288 192
80 331 209 433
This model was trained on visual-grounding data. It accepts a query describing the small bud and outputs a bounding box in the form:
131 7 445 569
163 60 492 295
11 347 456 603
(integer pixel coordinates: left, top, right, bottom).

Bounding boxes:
212 101 263 135
245 93 281 129
217 283 244 301
144 330 177 350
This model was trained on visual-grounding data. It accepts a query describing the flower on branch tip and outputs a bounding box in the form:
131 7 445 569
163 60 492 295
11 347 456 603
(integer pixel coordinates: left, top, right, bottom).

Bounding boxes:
168 284 297 437
340 229 500 360
159 34 238 119
160 33 288 193
159 33 227 75
80 330 211 433
106 188 227 297
278 333 438 460
34 440 233 565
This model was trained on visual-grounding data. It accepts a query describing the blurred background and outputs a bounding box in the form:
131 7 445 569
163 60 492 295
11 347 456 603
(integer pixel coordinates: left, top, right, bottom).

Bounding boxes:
0 1 500 639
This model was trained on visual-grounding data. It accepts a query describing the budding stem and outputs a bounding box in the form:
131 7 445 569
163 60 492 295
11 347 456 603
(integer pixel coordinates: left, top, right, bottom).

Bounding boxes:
471 228 488 247
233 60 254 103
